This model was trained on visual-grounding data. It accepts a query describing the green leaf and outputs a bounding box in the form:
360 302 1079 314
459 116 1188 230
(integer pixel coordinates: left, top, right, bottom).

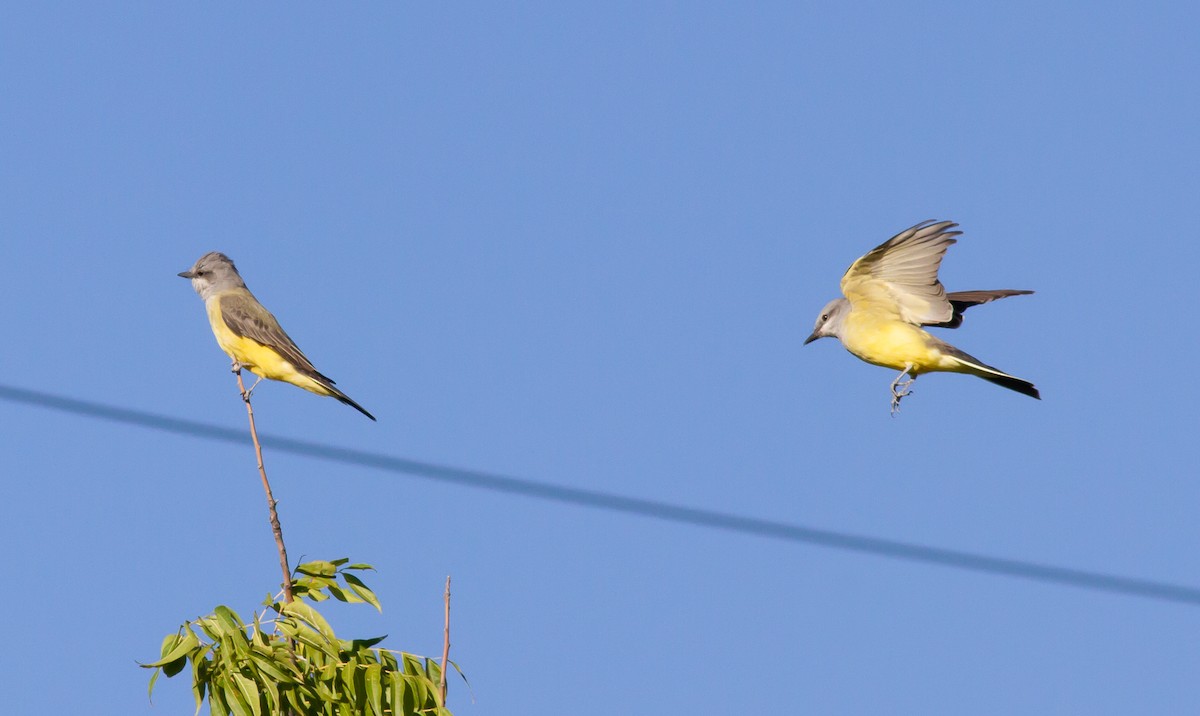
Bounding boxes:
396 671 415 710
295 575 336 591
222 679 254 716
282 600 338 643
300 587 331 603
260 677 280 716
345 563 375 571
379 650 399 671
327 584 363 604
338 662 358 703
347 635 387 651
401 673 430 711
209 678 229 716
277 619 335 660
191 671 206 716
230 673 262 716
190 642 214 690
402 653 424 675
247 648 292 683
163 655 188 677
147 667 161 700
251 623 270 648
296 560 338 577
197 617 222 641
364 663 383 716
313 676 339 702
270 642 302 670
273 614 304 637
160 631 186 657
447 658 471 690
191 652 211 715
284 687 307 715
213 605 244 633
143 630 200 667
425 657 441 681
341 573 382 612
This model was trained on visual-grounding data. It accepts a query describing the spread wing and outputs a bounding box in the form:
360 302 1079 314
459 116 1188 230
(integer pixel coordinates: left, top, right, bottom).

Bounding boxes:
839 220 961 325
219 292 327 380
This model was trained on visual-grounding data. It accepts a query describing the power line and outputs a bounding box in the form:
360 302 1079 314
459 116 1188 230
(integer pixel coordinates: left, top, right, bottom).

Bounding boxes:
2 383 1197 606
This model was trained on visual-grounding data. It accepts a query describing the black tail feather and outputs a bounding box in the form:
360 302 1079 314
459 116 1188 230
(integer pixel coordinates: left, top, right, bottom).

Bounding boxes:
334 391 377 421
976 371 1041 400
935 340 1041 400
308 369 377 421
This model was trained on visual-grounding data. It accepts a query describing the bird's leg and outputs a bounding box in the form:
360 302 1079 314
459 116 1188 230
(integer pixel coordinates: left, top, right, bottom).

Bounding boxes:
229 360 262 401
243 375 264 400
890 364 917 415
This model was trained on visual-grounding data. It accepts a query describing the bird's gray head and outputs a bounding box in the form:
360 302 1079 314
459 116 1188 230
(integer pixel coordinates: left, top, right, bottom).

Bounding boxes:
178 252 247 300
804 297 850 345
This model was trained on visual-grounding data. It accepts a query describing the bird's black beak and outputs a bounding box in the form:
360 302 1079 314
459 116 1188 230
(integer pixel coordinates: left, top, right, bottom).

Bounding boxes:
178 270 195 279
804 331 820 345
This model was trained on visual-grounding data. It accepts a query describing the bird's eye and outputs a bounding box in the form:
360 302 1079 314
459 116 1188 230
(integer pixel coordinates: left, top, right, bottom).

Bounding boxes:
821 314 828 321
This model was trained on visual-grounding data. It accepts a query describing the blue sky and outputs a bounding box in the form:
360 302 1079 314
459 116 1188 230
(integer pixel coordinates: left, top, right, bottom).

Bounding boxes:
2 3 1198 713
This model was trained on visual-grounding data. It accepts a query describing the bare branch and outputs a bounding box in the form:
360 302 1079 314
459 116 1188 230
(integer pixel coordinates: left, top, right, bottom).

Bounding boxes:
235 367 293 604
440 575 451 706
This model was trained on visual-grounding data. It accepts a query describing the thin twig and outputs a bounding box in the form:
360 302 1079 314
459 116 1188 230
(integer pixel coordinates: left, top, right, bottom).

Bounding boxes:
440 575 451 707
235 367 294 604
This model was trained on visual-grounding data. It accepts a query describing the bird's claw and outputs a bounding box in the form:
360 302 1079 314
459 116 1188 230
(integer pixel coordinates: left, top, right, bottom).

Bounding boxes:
241 375 264 402
889 368 916 416
889 385 914 415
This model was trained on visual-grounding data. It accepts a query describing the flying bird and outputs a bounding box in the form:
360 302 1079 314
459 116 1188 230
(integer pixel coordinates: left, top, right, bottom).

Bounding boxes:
179 252 376 420
805 220 1039 413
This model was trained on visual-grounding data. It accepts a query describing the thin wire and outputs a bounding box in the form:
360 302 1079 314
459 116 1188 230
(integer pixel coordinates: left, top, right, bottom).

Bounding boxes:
2 383 1197 606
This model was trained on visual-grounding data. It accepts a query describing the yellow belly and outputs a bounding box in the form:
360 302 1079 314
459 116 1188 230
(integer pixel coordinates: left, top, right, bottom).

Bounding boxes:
840 312 948 374
204 300 331 395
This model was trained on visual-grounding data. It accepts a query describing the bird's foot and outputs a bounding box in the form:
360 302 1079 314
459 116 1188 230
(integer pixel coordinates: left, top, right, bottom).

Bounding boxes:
241 375 264 402
889 368 916 416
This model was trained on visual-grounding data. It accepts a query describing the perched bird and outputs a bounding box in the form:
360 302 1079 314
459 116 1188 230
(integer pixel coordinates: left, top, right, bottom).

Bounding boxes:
179 252 376 420
805 220 1039 412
